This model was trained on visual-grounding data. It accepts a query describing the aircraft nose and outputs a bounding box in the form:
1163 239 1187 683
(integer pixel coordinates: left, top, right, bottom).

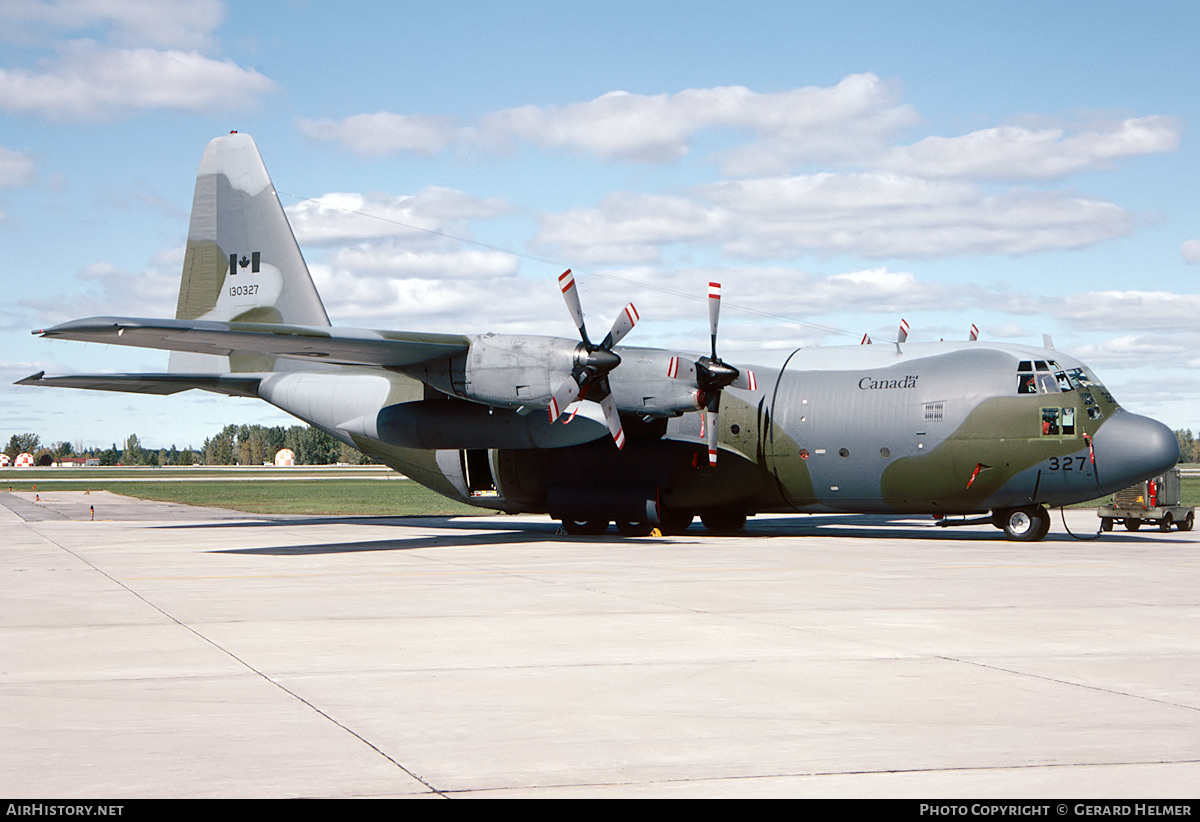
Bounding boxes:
1091 410 1179 488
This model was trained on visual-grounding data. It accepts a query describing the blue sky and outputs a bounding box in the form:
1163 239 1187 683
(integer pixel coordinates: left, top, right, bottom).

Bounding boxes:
2 0 1199 450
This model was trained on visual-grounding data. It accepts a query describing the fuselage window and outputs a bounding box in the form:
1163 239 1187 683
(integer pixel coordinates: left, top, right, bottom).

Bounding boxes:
1055 372 1073 391
1061 407 1075 435
1041 406 1078 436
1041 407 1061 435
1018 373 1036 394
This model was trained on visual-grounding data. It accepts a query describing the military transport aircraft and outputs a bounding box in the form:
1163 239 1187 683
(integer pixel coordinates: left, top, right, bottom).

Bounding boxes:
18 132 1182 540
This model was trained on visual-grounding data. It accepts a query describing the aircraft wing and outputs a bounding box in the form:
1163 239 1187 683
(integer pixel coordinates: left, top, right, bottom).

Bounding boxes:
15 371 263 397
31 317 471 368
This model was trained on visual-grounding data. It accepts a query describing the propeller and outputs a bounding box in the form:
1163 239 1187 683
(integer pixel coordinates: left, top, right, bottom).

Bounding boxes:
686 282 756 466
548 269 638 449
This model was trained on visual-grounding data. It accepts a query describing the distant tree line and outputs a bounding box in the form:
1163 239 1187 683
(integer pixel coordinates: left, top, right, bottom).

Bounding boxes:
3 424 374 467
1178 429 1198 464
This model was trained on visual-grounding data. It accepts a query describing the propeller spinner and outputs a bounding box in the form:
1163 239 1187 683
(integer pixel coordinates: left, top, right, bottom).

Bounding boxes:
548 269 638 449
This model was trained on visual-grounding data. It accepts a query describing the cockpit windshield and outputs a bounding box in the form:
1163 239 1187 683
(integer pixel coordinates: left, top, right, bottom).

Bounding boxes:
1016 359 1075 395
1017 360 1111 422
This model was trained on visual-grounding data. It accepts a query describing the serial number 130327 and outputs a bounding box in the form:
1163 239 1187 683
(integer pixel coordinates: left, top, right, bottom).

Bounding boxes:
230 284 259 297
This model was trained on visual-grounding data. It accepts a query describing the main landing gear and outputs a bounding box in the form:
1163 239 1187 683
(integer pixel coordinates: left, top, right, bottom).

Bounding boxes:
559 509 748 537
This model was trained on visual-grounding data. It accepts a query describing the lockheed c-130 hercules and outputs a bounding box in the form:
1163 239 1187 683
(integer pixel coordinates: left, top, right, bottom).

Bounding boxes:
19 132 1181 541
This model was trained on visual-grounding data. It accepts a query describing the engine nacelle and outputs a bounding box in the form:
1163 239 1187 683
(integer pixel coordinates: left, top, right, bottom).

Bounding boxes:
340 398 610 450
411 334 706 418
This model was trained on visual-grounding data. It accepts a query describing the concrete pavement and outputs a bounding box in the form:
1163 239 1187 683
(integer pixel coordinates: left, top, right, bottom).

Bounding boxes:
2 492 1197 798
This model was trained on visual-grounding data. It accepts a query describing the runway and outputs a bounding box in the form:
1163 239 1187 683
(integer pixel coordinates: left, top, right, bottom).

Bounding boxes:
2 491 1198 798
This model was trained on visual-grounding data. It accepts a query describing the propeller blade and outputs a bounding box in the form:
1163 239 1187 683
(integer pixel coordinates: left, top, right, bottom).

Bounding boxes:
600 302 639 349
558 269 589 344
548 375 581 423
897 318 909 344
599 392 625 449
731 368 756 392
708 281 722 358
705 407 719 467
969 323 979 341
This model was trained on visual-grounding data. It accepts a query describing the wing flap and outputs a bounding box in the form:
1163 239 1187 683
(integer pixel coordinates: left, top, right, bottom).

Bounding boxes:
33 317 470 368
16 371 263 397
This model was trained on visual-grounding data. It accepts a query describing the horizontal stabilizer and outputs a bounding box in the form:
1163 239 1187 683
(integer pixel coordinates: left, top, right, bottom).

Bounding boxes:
16 371 263 397
33 317 471 369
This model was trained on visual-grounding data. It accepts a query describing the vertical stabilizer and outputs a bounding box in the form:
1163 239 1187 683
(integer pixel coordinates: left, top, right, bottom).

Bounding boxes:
171 132 330 373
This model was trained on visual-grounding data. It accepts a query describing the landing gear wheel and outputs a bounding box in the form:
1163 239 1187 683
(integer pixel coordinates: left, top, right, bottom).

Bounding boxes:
561 519 609 535
996 506 1050 541
700 510 747 535
658 509 694 535
1180 512 1195 532
616 521 656 537
1124 518 1142 532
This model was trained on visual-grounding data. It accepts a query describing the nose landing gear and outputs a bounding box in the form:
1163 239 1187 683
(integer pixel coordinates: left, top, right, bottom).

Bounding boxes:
992 506 1051 541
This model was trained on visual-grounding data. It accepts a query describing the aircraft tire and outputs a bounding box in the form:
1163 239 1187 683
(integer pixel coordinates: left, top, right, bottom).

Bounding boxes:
616 520 656 537
700 510 747 534
561 519 609 535
998 506 1050 541
658 509 695 535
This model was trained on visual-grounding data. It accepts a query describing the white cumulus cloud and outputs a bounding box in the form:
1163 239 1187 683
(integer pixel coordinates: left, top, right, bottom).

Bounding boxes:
0 146 36 187
0 39 277 120
877 116 1180 180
